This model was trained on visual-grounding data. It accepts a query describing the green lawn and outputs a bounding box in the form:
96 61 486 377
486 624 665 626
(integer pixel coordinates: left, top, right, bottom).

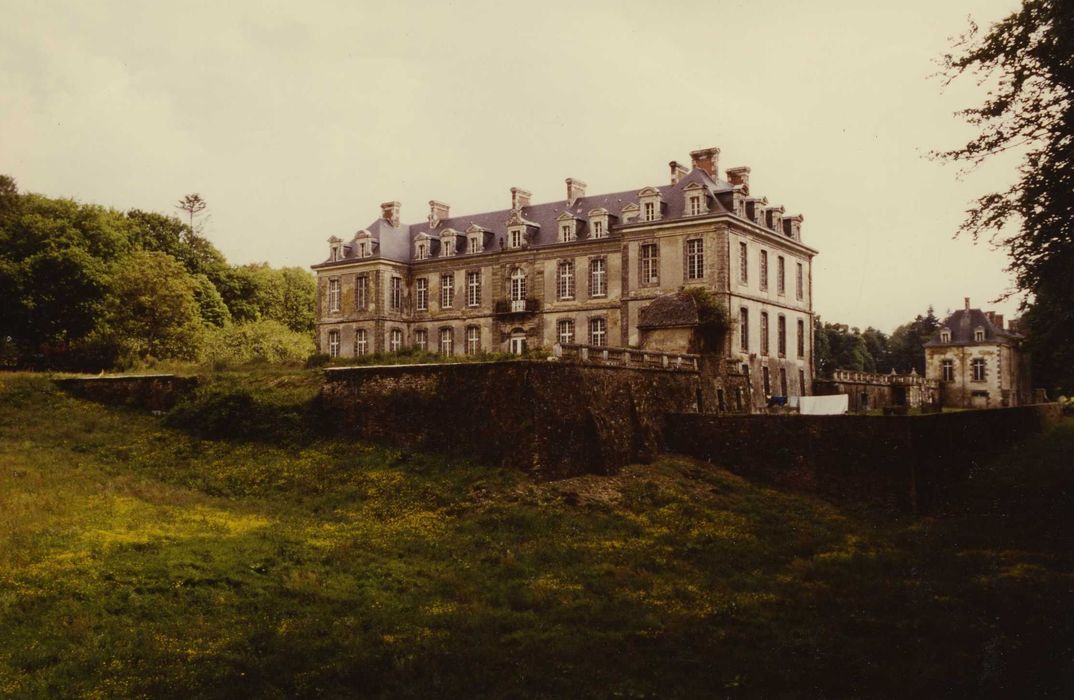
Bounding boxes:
1 372 1072 697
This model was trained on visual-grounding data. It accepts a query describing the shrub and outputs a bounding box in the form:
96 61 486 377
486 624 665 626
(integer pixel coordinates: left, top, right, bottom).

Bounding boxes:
199 320 315 368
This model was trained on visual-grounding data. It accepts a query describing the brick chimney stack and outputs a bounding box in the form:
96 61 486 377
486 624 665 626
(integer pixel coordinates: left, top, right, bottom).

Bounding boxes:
726 166 751 194
428 200 449 229
669 161 688 185
689 147 721 178
381 201 400 228
566 178 587 207
965 297 971 311
511 187 532 211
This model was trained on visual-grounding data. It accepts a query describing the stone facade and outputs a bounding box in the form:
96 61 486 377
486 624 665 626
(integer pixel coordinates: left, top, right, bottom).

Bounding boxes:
312 147 817 410
924 299 1031 409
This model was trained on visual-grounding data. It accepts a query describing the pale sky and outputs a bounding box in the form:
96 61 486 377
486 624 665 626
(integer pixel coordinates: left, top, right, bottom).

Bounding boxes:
1 0 1024 333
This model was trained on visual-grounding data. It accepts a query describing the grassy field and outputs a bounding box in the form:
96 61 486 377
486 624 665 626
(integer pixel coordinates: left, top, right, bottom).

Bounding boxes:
1 372 1072 698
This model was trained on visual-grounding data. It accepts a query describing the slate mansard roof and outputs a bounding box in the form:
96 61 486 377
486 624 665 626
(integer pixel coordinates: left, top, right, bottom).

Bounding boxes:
313 161 811 269
924 308 1024 347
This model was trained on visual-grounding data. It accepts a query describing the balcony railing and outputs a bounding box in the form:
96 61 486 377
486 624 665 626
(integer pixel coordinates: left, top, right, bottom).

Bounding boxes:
553 343 699 371
494 298 540 315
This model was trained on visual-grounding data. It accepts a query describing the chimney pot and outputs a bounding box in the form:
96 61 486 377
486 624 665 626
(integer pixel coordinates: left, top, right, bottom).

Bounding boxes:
380 201 401 228
428 200 449 228
726 166 751 194
669 161 688 185
689 147 721 178
511 187 532 211
565 178 587 207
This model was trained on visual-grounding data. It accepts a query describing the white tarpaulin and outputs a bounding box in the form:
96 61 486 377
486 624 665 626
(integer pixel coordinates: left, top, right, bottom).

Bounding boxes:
798 394 849 415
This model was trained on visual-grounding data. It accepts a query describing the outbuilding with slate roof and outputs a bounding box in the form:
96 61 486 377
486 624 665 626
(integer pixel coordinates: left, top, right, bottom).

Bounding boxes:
924 297 1032 408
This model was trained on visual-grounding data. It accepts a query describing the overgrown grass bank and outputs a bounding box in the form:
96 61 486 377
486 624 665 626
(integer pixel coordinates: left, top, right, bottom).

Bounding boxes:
1 373 1072 697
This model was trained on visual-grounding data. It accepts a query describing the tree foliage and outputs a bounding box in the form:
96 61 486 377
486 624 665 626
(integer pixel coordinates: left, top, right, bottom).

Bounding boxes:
0 180 317 369
935 0 1074 392
813 308 939 378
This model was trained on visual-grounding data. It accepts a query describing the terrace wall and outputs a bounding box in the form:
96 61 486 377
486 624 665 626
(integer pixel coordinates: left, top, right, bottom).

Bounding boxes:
663 403 1062 511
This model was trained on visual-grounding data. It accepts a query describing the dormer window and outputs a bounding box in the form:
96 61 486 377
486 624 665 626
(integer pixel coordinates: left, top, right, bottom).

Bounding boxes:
620 202 640 224
465 224 487 254
556 212 579 243
588 208 612 239
416 241 428 260
940 328 952 343
353 229 373 258
468 236 481 254
683 183 709 217
439 229 458 257
974 326 985 342
328 236 342 261
638 187 664 223
508 227 524 249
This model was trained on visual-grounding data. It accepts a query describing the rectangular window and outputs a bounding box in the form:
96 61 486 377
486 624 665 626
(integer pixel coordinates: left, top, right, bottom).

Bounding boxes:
589 317 607 347
972 358 986 381
414 329 427 352
557 261 575 300
689 196 701 216
589 258 607 297
355 328 368 355
797 319 805 358
510 229 522 249
799 369 807 395
760 312 770 356
328 278 340 313
466 271 481 307
796 262 804 300
739 242 748 283
416 242 428 260
640 243 659 285
762 366 771 396
644 202 655 221
355 274 368 310
439 328 453 355
466 326 480 355
779 368 788 397
328 329 340 357
358 242 367 257
441 236 455 257
686 239 704 280
416 278 428 311
777 315 786 357
469 237 480 254
760 250 769 291
592 220 604 238
390 276 402 311
390 328 402 352
777 256 786 295
560 224 572 242
557 319 575 345
739 308 749 352
440 274 454 309
942 358 954 381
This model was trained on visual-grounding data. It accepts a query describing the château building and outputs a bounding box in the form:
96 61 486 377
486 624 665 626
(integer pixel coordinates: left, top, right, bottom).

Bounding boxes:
311 146 817 407
924 298 1031 408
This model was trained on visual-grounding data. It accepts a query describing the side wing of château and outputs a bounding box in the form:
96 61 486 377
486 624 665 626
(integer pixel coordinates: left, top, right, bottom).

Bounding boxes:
311 146 818 406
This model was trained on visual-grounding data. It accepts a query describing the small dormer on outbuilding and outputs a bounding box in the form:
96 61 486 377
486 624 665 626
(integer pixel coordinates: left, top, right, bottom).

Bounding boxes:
327 236 343 262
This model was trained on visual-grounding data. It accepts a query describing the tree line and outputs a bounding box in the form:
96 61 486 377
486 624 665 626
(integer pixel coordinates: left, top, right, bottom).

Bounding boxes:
812 309 941 379
0 176 316 370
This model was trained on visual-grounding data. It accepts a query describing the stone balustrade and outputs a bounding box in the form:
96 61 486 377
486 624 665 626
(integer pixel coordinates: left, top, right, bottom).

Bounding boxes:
552 343 700 372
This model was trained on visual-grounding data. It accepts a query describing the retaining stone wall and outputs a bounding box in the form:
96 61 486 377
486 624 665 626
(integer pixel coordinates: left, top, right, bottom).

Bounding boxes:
55 374 199 412
320 361 700 479
663 403 1062 511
